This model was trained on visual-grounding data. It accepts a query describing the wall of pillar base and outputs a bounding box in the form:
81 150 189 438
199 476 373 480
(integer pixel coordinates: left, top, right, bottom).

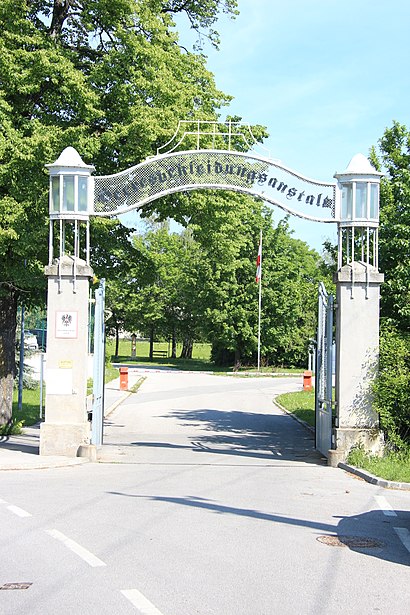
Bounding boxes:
40 423 90 457
40 255 93 457
328 427 385 467
332 262 384 463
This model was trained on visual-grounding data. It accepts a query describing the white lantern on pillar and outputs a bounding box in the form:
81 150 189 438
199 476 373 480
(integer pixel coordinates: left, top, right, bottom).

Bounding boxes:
334 154 383 269
46 147 95 265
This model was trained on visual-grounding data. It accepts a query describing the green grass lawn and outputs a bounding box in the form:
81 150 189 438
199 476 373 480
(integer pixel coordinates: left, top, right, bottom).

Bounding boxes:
112 355 229 373
107 339 229 372
106 338 305 375
275 389 315 427
347 447 410 484
12 387 44 428
107 339 212 362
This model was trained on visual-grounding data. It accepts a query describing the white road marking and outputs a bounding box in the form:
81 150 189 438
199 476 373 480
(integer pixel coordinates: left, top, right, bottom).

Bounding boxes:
394 527 410 554
121 589 165 615
0 498 9 504
7 505 32 518
374 495 398 517
46 529 106 567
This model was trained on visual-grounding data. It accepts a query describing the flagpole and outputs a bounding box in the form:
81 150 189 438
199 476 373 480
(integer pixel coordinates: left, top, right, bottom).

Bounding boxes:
257 229 262 371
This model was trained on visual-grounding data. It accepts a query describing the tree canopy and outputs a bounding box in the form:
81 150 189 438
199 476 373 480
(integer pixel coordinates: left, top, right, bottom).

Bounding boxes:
372 121 410 332
0 0 237 423
370 121 410 448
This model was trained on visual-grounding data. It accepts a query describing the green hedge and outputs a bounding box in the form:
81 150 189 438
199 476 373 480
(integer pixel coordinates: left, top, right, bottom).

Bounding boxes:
373 323 410 449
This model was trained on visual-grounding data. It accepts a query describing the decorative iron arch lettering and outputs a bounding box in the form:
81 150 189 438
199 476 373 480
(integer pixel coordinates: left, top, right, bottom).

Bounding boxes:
92 150 336 223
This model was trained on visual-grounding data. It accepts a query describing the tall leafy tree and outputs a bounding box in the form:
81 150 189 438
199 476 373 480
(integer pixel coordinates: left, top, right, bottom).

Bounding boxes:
372 121 410 332
163 190 322 367
367 122 410 446
0 0 237 424
128 224 207 358
260 218 322 367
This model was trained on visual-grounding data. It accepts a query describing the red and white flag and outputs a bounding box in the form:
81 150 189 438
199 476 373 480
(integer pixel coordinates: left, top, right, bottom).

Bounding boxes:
255 237 262 283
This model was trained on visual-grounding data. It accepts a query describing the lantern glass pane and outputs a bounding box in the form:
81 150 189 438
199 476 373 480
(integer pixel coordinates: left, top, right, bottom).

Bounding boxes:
341 183 353 219
63 176 75 211
51 176 60 211
78 176 88 211
370 183 379 219
355 182 367 218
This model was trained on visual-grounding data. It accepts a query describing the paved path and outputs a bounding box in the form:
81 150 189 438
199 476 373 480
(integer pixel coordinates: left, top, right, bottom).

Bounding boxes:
101 370 322 465
0 369 143 470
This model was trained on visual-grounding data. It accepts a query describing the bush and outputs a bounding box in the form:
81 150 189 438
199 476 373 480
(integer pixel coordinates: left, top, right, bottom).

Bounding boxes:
210 342 235 367
373 323 410 448
0 418 24 436
14 360 38 390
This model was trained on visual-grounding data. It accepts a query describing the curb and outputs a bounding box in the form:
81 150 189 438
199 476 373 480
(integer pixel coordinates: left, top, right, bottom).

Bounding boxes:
338 462 410 491
273 398 410 491
272 398 315 433
104 376 145 418
0 379 145 470
104 389 134 418
0 455 89 471
112 364 300 377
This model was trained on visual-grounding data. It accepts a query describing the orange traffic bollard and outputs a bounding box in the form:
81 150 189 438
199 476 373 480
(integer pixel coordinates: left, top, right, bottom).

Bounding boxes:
303 370 313 390
119 367 128 391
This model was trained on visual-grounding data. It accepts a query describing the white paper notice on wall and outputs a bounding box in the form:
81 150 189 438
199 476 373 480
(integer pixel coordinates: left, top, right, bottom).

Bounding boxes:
46 368 73 395
55 311 78 338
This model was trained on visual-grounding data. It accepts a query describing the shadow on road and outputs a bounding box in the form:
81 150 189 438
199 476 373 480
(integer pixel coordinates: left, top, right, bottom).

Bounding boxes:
0 425 40 456
0 439 39 455
107 490 410 567
129 407 325 465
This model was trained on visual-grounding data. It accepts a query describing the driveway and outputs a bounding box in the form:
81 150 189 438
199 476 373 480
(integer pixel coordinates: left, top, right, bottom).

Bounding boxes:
101 370 322 465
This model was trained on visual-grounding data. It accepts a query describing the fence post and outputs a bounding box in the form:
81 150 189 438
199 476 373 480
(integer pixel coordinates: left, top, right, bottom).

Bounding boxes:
91 279 105 446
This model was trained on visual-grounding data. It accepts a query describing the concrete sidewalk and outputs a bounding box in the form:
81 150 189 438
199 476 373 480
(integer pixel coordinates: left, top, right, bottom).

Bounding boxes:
0 372 142 471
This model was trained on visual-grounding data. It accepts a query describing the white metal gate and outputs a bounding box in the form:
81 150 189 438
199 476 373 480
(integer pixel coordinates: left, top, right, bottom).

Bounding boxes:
315 282 334 457
91 278 106 446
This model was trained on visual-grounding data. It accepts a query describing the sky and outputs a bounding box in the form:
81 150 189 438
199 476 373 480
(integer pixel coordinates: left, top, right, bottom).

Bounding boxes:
175 0 410 250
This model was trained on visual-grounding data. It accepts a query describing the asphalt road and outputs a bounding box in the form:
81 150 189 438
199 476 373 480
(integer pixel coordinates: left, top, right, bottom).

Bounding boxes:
1 370 409 614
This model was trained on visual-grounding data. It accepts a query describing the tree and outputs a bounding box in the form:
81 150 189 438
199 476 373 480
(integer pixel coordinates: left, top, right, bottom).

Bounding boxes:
164 190 322 368
372 121 410 332
127 224 207 359
0 0 237 424
368 122 410 447
372 322 410 448
260 219 323 367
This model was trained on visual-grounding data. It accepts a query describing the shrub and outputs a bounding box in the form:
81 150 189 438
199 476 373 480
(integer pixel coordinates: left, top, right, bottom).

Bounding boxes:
373 323 410 448
14 361 38 390
0 418 24 436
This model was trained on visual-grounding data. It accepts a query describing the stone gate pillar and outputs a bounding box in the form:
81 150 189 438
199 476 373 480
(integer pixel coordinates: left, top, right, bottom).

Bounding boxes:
40 256 93 456
328 263 384 466
329 154 384 466
41 147 94 456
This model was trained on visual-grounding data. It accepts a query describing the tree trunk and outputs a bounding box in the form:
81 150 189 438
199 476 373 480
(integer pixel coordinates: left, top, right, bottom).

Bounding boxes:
49 0 71 39
114 323 120 357
171 327 177 359
149 326 154 360
0 290 18 426
234 347 241 371
180 338 193 359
